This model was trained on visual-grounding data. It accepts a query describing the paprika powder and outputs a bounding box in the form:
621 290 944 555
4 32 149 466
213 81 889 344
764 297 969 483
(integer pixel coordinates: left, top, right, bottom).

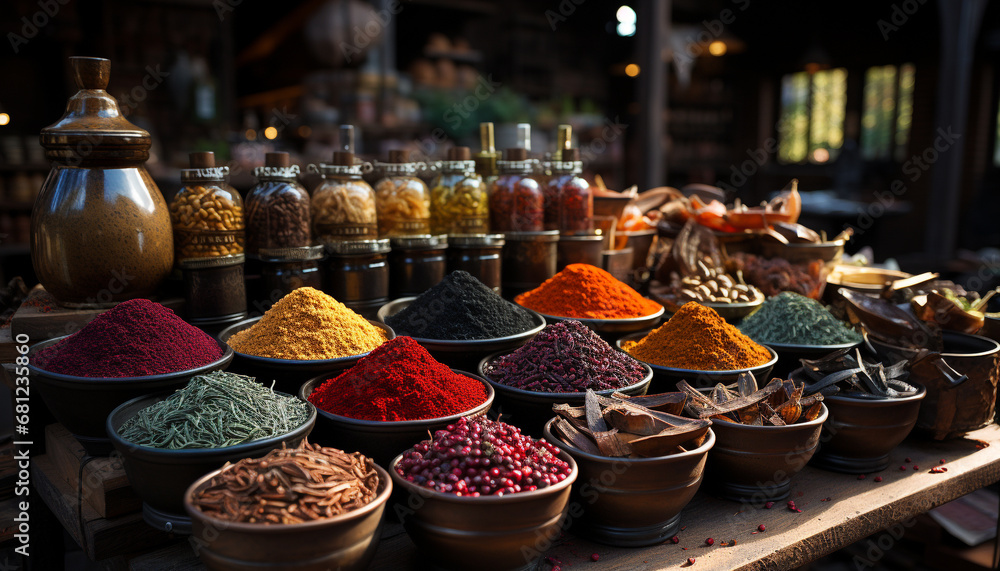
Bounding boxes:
307 336 488 422
514 263 663 319
33 298 223 377
622 302 771 370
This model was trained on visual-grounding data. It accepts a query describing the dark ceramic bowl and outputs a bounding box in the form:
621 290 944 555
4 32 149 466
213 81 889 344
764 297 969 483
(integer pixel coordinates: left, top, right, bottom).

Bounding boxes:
217 317 394 394
184 463 392 571
761 340 863 379
543 419 714 546
478 351 653 436
107 390 316 534
299 370 494 469
808 385 926 474
521 305 666 343
616 332 777 392
376 297 546 370
28 336 234 456
389 451 577 571
703 397 828 502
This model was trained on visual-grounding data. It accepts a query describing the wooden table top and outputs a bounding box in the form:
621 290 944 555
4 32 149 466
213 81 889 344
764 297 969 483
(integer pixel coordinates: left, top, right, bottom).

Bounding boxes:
123 424 1000 571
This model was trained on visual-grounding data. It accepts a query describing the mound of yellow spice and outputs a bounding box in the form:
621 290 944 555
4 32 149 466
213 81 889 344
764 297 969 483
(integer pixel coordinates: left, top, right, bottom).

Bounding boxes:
622 302 771 370
227 287 388 360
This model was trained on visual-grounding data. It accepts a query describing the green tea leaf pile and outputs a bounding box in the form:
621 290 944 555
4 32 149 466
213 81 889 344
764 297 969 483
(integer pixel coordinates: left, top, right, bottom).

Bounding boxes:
739 291 862 346
117 371 310 449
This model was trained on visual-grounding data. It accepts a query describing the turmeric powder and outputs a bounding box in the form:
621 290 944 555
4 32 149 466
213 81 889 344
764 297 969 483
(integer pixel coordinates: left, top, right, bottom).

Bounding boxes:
227 287 388 360
622 302 771 370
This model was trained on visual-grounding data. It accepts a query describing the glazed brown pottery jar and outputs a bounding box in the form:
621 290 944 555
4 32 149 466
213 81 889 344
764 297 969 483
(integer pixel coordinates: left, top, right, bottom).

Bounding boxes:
32 56 173 307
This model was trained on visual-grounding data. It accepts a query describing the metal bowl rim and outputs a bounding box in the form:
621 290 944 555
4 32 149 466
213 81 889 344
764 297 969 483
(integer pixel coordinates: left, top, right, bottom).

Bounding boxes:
521 304 666 326
378 297 547 345
693 394 829 432
760 340 863 352
616 332 779 375
217 317 395 365
299 369 495 428
543 419 716 463
821 384 927 405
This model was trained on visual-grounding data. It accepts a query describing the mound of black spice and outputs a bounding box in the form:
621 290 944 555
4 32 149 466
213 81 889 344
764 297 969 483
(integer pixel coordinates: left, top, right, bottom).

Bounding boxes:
386 271 536 340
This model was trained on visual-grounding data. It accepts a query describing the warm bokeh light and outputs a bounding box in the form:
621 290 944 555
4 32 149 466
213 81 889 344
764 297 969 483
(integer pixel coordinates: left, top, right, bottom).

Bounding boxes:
709 41 727 56
0 113 9 126
625 64 640 77
245 129 257 141
297 125 312 138
264 126 278 140
812 148 830 163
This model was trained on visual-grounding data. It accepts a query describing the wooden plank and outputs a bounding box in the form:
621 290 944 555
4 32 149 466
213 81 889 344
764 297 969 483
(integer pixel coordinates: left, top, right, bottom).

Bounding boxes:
115 425 1000 571
0 496 21 544
0 326 18 364
32 455 173 561
128 542 204 571
45 424 139 518
10 285 183 343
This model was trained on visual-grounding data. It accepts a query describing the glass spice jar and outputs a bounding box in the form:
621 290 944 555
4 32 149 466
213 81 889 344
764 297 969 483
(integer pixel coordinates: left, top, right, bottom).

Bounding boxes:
169 151 245 262
309 126 378 242
489 148 543 232
260 245 324 298
245 152 311 256
373 150 431 237
430 147 488 235
389 234 448 298
447 233 504 293
324 239 390 319
547 148 593 234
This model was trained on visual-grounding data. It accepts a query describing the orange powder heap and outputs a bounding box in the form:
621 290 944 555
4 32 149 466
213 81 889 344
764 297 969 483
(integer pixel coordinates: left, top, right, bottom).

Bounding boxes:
514 264 663 319
622 302 772 370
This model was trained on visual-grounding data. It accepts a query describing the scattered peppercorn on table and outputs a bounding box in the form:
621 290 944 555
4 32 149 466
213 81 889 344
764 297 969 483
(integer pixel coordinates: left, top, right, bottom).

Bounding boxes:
101 424 1000 570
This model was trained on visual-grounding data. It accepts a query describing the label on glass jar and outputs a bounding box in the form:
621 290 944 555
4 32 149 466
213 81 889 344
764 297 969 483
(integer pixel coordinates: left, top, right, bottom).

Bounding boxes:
315 222 378 240
381 218 431 236
174 229 245 259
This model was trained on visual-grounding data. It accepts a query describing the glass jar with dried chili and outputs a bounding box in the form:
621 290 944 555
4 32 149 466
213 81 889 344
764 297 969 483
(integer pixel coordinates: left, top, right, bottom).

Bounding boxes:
373 150 431 237
546 148 592 234
430 147 488 235
489 148 543 232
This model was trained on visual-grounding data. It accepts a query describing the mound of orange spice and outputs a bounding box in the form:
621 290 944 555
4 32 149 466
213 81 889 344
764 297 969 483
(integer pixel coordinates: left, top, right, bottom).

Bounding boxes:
514 264 663 319
622 302 771 370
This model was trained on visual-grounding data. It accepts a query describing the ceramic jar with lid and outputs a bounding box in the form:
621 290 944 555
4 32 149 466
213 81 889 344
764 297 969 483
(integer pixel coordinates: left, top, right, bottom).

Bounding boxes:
169 152 245 262
389 234 448 297
447 234 504 293
429 147 488 235
373 150 431 237
32 57 174 306
245 152 310 255
324 239 391 318
489 148 543 233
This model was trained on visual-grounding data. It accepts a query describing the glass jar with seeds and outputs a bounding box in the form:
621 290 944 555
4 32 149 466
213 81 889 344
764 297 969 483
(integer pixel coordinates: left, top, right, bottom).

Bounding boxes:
169 151 246 262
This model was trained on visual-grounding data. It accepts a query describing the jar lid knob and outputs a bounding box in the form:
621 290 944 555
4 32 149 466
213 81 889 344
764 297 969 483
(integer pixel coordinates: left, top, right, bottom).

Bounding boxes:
448 147 471 160
189 151 216 168
70 57 111 90
265 152 290 167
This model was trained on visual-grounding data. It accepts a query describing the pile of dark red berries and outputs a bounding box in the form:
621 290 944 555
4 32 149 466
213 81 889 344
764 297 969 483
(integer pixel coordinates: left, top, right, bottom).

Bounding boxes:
395 416 573 496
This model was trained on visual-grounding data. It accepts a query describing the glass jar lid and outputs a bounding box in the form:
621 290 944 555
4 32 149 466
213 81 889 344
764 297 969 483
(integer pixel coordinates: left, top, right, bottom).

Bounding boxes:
40 57 152 163
324 239 391 256
548 160 583 174
389 234 448 250
259 245 324 261
180 151 229 183
178 254 245 269
448 233 506 248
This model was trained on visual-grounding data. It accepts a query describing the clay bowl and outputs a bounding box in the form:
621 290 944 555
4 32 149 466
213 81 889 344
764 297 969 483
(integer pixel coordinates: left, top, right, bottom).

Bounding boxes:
478 351 653 436
389 451 577 571
217 317 394 394
184 463 392 571
616 332 777 393
377 297 546 371
543 419 715 546
701 393 828 502
299 371 494 469
761 340 863 379
806 385 926 474
522 306 666 344
27 336 234 456
107 391 316 534
656 296 763 324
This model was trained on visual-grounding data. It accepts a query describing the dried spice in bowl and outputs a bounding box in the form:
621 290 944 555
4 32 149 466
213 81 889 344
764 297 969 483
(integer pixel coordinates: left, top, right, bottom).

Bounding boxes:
677 374 824 426
117 371 310 449
483 320 646 392
622 302 771 370
227 287 387 360
386 270 535 340
394 416 571 496
189 440 379 523
792 348 919 399
514 263 663 319
33 298 224 377
308 336 488 422
739 292 861 346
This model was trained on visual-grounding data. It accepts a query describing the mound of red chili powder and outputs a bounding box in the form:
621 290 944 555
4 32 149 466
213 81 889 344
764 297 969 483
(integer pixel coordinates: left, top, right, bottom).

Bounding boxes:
307 336 489 422
33 299 224 378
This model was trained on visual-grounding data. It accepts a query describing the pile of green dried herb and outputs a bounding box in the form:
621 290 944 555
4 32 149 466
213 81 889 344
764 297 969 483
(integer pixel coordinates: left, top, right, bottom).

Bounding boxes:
739 292 861 346
117 371 310 449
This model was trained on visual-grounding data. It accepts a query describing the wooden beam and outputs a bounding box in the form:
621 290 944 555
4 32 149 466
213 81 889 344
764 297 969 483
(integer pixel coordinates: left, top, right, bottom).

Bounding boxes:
638 0 669 191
